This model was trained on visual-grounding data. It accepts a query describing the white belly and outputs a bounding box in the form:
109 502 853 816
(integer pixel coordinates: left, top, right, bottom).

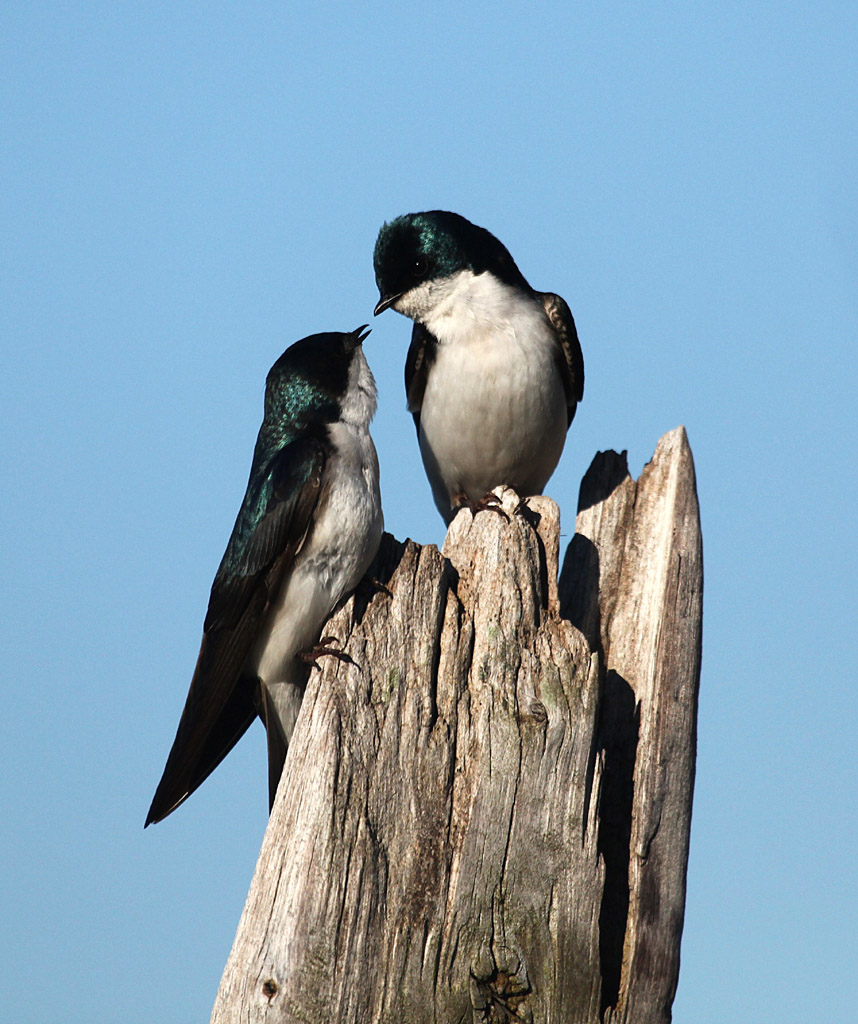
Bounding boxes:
418 314 567 520
248 422 383 734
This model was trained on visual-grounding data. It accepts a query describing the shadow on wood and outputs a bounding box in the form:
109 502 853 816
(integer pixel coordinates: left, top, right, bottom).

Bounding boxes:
211 426 703 1024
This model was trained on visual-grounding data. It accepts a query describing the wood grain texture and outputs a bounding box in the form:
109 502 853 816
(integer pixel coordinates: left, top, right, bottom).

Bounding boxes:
560 425 703 1022
211 427 702 1024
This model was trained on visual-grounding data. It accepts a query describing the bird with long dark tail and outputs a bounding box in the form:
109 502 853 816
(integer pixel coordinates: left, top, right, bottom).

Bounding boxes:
146 327 383 825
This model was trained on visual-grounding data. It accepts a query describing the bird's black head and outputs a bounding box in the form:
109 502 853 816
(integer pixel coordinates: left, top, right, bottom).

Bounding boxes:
373 211 529 315
265 326 369 427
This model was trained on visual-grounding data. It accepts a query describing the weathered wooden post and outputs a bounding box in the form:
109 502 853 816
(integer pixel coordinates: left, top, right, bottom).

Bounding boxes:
211 426 702 1024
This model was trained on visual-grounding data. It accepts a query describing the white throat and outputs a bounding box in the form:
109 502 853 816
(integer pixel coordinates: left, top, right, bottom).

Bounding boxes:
340 346 378 428
395 270 540 345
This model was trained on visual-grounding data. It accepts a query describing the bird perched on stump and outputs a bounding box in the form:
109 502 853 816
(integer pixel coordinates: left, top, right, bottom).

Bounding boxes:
373 210 583 524
146 327 383 825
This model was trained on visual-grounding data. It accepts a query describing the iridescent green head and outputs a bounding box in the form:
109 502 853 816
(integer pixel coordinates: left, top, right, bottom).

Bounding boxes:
264 326 369 429
373 211 528 315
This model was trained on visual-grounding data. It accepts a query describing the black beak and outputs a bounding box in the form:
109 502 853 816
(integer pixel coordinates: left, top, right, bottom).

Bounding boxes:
373 293 401 316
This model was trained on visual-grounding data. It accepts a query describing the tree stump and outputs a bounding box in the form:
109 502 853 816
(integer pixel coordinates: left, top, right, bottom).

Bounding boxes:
210 426 702 1024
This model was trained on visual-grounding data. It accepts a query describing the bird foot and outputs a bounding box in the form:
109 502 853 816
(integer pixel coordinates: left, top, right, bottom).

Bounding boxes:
453 490 510 522
298 635 354 670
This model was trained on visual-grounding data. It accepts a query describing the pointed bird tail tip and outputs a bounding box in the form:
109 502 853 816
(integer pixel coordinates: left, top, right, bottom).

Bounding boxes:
144 801 164 829
144 787 191 828
143 793 162 828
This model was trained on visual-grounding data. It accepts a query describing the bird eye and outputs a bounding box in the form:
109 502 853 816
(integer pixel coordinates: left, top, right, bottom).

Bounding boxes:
413 256 428 278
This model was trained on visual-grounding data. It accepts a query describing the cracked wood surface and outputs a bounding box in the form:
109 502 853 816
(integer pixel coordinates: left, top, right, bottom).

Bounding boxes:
210 427 702 1024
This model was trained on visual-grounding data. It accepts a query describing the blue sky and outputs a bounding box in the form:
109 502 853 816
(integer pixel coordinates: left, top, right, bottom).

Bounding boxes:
2 2 856 1021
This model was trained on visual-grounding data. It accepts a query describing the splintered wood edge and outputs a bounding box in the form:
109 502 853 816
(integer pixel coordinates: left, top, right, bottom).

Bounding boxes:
561 425 702 1023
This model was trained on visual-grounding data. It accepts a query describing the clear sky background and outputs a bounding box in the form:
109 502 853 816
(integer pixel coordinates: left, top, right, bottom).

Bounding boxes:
2 3 856 1021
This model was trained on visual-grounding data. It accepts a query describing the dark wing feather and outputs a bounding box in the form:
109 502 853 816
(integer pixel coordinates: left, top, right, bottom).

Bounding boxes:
145 436 326 825
258 682 289 811
404 322 438 435
540 292 584 426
